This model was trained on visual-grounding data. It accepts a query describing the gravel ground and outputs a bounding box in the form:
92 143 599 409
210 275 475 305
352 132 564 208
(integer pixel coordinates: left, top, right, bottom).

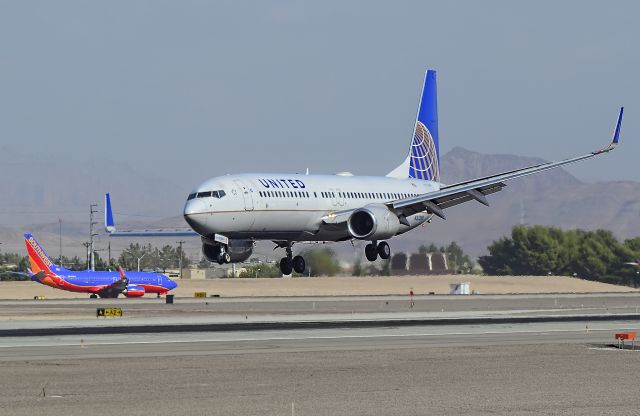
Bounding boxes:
2 344 639 416
1 275 636 300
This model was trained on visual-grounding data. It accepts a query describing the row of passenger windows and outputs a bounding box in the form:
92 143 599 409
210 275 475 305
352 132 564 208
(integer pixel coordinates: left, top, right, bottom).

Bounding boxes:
191 189 419 201
258 190 418 200
187 190 227 200
259 190 310 198
325 191 418 200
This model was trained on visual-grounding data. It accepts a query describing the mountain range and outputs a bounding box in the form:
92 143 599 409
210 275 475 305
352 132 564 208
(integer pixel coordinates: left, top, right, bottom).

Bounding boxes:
1 146 638 261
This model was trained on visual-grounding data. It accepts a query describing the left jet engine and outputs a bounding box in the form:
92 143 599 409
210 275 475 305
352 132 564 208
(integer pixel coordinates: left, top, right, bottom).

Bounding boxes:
124 284 145 298
202 238 253 263
347 204 401 240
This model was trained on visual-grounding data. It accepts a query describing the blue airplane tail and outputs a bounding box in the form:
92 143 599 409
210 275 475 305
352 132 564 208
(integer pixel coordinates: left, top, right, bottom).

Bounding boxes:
105 193 116 233
387 69 440 181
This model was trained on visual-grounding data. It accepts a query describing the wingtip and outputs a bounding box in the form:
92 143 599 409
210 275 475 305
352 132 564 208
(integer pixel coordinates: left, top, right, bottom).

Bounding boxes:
612 107 624 145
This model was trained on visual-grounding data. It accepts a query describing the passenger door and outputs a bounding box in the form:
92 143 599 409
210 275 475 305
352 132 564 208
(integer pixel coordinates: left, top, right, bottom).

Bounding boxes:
233 179 254 211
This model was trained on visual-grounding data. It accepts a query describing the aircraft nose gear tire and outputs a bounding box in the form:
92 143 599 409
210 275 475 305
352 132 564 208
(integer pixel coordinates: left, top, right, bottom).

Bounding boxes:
280 257 293 275
217 252 231 265
377 241 391 260
365 243 378 261
292 255 306 274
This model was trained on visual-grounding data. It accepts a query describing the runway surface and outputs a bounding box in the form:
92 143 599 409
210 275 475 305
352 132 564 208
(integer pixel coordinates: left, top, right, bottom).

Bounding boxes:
2 320 640 415
1 293 640 336
2 294 640 415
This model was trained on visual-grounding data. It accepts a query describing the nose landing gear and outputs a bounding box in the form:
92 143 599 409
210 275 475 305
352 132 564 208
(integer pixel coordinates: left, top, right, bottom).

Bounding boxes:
364 241 391 262
217 245 231 265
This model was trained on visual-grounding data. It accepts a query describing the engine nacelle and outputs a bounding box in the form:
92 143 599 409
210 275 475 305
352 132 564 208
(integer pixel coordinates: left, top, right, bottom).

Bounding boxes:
124 284 145 298
347 204 401 240
202 238 253 263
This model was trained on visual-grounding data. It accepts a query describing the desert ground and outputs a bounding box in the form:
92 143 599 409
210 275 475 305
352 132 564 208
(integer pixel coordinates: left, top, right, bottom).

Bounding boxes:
0 275 636 299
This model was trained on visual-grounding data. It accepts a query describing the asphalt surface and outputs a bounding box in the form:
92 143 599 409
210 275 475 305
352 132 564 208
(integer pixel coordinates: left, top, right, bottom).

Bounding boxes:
1 321 640 415
2 295 640 415
2 293 640 336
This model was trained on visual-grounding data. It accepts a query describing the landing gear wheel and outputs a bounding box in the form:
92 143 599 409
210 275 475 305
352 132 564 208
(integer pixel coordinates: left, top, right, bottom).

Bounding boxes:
365 243 378 262
292 255 306 274
280 257 293 275
217 251 231 265
377 241 391 260
89 293 98 299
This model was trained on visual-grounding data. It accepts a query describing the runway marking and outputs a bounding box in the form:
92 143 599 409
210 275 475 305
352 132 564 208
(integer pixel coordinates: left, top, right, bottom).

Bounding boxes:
1 325 637 349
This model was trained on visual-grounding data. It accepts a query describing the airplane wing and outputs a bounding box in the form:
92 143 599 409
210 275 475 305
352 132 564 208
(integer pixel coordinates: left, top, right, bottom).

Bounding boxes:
323 107 623 225
391 107 623 221
104 193 198 237
95 266 129 297
0 270 46 280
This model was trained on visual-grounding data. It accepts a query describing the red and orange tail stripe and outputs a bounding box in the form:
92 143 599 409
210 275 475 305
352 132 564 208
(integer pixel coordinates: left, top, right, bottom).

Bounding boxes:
24 235 54 275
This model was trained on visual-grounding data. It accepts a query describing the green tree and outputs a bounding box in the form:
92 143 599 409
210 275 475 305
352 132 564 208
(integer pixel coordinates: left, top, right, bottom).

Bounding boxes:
299 247 341 276
352 260 363 276
238 263 281 278
444 241 473 272
479 225 638 284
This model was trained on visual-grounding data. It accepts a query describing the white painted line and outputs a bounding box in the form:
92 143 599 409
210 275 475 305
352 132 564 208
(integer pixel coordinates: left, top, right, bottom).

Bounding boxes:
1 326 637 349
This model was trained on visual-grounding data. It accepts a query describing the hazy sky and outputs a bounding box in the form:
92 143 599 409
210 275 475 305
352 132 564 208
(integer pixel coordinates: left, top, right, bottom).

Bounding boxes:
1 1 638 189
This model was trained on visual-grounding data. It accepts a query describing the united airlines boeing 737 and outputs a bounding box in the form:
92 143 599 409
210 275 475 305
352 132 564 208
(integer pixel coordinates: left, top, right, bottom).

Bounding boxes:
24 234 177 298
106 70 624 275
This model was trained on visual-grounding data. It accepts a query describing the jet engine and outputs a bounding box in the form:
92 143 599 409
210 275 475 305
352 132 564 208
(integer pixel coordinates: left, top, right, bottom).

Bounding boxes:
124 284 145 298
347 204 401 240
202 238 253 263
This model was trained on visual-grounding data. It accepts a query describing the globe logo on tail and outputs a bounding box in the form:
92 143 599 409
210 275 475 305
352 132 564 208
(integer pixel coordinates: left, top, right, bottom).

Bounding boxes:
409 121 439 181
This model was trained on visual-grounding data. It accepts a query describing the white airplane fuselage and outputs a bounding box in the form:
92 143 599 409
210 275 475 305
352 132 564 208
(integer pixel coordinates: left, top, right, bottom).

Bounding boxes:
183 173 440 242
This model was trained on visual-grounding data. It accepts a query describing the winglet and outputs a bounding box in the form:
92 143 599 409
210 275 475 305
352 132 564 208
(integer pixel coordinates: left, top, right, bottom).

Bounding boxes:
105 193 116 233
117 266 126 281
613 107 624 145
593 107 623 155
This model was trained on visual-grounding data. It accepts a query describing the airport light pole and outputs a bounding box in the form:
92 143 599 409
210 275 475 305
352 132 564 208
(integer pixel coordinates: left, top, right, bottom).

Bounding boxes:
82 242 90 270
176 241 185 279
89 204 99 271
58 218 62 264
137 252 148 272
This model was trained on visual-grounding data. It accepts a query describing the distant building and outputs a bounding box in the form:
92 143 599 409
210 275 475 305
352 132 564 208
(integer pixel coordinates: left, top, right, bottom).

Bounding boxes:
390 251 449 275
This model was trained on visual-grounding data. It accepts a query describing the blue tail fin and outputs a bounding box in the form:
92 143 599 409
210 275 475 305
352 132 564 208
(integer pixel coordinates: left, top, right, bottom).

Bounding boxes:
387 69 440 181
105 193 116 233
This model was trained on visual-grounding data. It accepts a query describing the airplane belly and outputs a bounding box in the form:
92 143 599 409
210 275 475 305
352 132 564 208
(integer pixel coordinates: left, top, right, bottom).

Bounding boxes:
251 210 319 233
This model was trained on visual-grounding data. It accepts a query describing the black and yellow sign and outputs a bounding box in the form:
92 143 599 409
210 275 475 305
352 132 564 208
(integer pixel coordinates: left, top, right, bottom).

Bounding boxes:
96 308 123 318
194 292 207 298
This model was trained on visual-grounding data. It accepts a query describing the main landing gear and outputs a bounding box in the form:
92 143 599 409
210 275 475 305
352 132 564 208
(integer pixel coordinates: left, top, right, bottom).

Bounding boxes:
364 241 391 262
279 243 306 275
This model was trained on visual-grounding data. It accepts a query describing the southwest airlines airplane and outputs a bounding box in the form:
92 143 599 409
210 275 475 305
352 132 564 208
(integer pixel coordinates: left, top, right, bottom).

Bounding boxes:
24 234 177 298
107 70 624 276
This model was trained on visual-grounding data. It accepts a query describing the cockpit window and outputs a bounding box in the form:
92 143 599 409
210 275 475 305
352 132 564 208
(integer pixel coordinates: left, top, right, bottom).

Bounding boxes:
187 193 197 200
195 190 226 199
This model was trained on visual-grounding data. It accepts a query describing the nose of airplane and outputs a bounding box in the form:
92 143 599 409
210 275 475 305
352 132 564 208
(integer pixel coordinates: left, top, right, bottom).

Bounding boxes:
166 278 178 290
184 200 209 234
